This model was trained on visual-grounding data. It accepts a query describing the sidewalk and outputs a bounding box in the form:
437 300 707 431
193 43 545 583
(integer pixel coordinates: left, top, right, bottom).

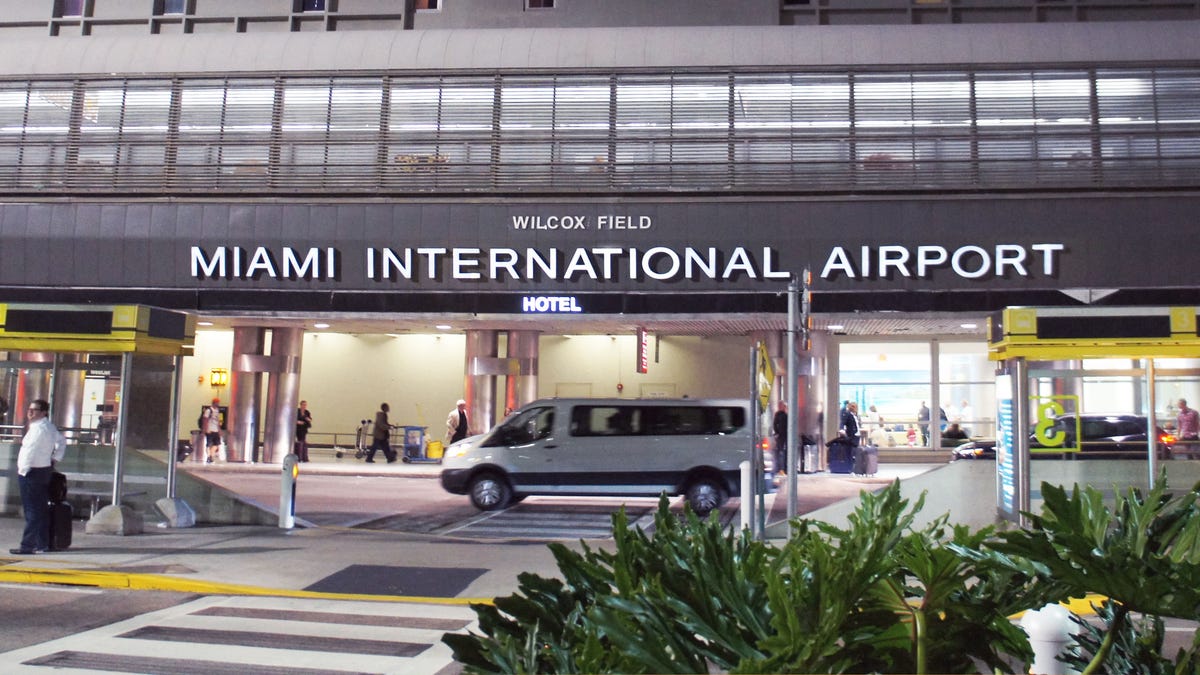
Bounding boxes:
1 462 942 605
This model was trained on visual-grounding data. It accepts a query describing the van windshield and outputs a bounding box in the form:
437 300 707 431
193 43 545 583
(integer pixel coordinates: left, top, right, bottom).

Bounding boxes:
484 406 554 447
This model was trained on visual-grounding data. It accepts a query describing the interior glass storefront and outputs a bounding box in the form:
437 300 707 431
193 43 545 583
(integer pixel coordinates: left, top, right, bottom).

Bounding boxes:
838 340 1200 449
838 340 993 449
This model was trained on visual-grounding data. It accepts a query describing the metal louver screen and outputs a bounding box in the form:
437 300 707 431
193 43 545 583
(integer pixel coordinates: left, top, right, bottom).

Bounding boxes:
2 66 1200 195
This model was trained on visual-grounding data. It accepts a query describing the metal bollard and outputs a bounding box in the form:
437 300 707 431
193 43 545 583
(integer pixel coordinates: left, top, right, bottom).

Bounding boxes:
740 460 752 533
1019 603 1079 675
279 453 299 529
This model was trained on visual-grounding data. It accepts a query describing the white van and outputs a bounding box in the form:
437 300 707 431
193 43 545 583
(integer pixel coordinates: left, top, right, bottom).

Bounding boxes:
439 398 752 514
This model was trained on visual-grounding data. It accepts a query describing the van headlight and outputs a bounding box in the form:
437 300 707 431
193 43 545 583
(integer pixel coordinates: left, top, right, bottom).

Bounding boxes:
446 440 474 459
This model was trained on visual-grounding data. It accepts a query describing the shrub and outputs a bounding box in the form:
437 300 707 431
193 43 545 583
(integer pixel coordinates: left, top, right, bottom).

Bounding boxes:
444 476 1200 674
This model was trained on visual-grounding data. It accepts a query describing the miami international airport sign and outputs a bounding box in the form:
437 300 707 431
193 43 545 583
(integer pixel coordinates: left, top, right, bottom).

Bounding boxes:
0 195 1195 305
186 242 1064 285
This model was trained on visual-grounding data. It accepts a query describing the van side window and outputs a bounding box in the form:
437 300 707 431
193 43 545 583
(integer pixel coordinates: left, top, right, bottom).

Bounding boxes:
569 404 744 436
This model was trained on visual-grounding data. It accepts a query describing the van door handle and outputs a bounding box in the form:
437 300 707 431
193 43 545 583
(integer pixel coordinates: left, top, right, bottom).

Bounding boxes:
544 444 557 449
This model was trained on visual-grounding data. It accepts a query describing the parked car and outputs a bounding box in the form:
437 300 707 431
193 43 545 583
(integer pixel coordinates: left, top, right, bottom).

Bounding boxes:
950 437 996 460
949 414 1175 461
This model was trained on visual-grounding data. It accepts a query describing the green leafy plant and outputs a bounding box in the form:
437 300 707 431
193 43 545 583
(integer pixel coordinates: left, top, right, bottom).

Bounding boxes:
1060 599 1176 675
444 482 1054 674
982 476 1200 674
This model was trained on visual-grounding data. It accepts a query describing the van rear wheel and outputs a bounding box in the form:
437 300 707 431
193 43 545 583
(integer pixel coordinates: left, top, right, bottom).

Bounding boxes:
685 477 726 516
469 472 512 511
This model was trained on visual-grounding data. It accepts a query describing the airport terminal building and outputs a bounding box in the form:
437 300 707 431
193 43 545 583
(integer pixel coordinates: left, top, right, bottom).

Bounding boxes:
1 0 1198 468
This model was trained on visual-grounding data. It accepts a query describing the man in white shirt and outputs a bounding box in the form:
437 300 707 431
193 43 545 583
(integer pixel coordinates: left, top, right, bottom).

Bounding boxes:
11 399 66 555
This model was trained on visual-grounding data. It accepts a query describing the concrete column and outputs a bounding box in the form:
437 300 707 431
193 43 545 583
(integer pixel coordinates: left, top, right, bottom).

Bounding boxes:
16 352 53 425
228 327 266 463
801 330 830 444
464 329 498 435
504 330 540 414
261 327 304 464
53 353 87 432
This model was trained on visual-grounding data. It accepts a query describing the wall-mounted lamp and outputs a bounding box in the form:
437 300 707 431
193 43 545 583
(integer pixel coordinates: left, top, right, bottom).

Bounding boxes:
210 368 229 387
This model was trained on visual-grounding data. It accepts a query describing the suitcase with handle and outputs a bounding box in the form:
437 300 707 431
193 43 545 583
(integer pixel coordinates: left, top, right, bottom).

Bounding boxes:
47 500 73 551
47 471 72 551
852 445 879 477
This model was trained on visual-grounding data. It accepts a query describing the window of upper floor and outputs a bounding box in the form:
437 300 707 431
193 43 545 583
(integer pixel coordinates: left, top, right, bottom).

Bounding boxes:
416 0 440 10
300 0 326 11
527 0 555 8
160 0 186 14
58 0 85 17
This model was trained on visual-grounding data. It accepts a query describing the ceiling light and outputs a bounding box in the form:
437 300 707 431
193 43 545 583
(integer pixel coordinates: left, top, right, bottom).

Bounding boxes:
960 323 978 329
435 324 452 330
827 324 845 331
313 323 330 329
197 321 214 327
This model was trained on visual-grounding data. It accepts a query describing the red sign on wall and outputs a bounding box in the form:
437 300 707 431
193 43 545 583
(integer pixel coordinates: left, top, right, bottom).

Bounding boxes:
637 327 649 374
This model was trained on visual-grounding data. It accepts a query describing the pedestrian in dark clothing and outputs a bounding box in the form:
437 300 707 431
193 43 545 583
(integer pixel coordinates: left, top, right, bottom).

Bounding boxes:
772 401 788 476
840 401 862 447
295 400 312 462
917 401 931 445
366 402 397 463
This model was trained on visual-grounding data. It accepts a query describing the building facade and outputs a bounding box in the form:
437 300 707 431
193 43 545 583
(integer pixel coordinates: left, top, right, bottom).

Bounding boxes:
1 0 1198 460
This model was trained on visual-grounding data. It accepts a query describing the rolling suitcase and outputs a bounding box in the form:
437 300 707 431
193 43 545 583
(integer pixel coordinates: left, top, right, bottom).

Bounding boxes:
47 500 73 551
827 438 853 474
47 471 72 551
852 445 879 477
800 443 820 473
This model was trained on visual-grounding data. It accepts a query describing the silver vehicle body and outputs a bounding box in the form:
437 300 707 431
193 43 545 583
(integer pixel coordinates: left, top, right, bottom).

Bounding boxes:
439 397 752 513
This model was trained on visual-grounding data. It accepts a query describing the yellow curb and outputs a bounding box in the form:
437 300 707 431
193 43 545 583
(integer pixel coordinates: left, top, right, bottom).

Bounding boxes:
0 566 495 606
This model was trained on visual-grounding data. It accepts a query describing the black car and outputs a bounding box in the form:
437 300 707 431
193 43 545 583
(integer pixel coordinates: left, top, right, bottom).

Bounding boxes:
950 414 1175 461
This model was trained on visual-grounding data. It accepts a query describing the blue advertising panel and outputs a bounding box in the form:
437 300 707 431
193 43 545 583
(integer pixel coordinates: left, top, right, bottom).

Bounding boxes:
995 374 1016 520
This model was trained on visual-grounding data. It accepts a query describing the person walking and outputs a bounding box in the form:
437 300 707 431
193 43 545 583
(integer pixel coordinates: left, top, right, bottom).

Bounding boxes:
201 397 223 464
772 400 788 477
446 399 469 445
366 402 396 463
11 399 66 555
295 400 312 462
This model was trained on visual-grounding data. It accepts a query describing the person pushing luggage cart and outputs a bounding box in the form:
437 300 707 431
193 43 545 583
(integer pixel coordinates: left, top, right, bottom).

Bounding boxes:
364 402 397 463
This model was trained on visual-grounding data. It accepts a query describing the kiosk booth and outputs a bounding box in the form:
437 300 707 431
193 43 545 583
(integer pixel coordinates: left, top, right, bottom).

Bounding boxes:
0 304 196 533
989 306 1200 526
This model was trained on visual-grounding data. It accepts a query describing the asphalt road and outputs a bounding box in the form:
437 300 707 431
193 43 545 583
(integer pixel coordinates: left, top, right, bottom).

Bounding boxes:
0 584 197 655
198 470 481 531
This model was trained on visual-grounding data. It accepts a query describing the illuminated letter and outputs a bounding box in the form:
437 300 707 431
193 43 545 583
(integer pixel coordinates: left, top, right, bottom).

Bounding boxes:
820 247 856 279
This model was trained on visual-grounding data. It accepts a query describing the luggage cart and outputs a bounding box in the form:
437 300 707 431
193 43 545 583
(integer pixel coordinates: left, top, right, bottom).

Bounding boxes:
353 418 372 460
400 425 441 463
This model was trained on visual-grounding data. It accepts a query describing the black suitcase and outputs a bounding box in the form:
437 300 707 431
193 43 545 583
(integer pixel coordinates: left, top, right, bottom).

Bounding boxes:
49 471 68 502
47 500 73 551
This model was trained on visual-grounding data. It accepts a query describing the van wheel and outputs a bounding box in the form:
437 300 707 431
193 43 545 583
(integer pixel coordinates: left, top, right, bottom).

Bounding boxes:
469 472 512 511
685 477 726 516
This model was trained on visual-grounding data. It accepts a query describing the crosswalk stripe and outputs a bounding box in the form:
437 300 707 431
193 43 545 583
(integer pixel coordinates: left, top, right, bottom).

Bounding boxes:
4 595 476 675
